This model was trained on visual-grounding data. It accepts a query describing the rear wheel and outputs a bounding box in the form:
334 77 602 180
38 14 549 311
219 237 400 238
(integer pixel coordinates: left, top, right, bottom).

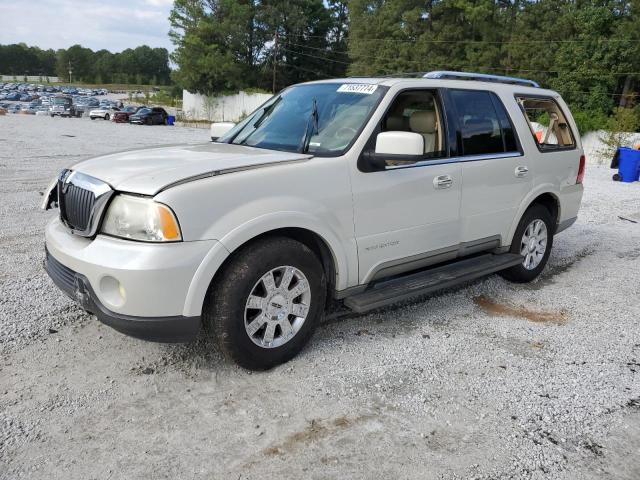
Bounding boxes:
104 113 110 121
204 237 326 370
500 204 554 283
146 117 152 126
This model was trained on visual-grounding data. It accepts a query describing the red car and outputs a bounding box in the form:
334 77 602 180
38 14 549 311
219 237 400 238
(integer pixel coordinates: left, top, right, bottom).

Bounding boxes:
112 105 145 123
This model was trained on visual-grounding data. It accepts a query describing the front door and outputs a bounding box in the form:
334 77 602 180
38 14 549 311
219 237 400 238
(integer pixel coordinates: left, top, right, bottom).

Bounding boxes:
351 89 462 284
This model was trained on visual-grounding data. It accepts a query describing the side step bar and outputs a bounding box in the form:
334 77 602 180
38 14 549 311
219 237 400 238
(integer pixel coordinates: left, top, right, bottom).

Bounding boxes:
344 253 523 313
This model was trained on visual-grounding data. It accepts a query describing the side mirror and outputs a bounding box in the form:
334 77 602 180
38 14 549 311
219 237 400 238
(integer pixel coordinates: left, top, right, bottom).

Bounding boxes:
365 131 424 170
210 122 236 141
375 131 424 156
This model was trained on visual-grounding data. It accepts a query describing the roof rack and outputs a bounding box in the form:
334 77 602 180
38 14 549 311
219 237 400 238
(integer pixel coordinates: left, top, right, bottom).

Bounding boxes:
423 71 539 88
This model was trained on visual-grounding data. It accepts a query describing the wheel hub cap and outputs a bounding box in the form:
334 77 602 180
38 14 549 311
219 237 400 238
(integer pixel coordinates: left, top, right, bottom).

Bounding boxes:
520 219 548 270
244 266 311 349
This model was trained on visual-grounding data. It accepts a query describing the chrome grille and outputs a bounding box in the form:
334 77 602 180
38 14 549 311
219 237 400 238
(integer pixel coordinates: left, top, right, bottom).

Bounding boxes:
57 170 113 237
59 182 95 231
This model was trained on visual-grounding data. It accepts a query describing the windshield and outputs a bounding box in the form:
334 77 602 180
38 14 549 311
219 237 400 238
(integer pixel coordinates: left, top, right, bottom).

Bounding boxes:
220 83 387 156
52 97 70 105
137 108 150 115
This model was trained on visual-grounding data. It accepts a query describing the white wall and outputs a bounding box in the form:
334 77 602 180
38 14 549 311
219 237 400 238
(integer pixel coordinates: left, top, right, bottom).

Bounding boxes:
182 90 272 122
1 75 60 82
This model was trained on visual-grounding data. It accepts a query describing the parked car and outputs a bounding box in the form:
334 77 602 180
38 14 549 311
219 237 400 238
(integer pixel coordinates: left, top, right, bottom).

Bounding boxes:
129 107 168 125
20 104 37 114
8 104 21 113
5 92 20 101
112 105 145 123
50 95 79 117
42 71 584 370
89 106 119 120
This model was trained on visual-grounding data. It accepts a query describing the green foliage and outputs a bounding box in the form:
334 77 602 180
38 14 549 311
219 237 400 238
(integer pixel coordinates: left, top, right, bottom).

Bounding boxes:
0 43 171 85
169 0 348 95
347 0 640 132
572 110 609 136
599 106 640 162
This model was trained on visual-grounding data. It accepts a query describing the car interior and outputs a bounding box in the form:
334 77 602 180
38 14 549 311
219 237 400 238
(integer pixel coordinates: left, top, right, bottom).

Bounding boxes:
517 96 575 149
382 91 445 157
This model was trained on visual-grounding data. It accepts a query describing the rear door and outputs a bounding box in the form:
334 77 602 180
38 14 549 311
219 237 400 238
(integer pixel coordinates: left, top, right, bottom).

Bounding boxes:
443 89 531 245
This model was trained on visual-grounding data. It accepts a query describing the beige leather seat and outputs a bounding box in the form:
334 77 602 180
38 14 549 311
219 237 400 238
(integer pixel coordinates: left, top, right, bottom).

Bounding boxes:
409 111 437 153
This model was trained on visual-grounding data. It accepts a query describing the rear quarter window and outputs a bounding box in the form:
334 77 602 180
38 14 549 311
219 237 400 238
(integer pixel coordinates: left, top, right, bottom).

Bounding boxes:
516 96 576 151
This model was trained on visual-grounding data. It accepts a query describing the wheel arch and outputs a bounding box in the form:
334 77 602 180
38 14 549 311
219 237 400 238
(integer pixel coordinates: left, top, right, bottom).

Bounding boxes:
182 223 351 318
506 189 561 247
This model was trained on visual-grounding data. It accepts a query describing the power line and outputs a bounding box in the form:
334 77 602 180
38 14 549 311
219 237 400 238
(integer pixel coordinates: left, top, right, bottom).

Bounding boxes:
282 44 640 78
286 32 640 45
280 45 640 97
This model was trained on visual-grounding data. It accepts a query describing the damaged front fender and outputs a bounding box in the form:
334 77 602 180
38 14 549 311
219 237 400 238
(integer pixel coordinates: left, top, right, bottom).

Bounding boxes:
41 177 58 210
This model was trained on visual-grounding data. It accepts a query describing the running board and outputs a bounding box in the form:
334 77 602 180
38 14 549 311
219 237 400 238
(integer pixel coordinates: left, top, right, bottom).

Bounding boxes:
344 253 523 313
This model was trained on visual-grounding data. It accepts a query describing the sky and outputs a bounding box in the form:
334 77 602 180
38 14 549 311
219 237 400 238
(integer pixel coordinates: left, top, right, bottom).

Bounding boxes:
0 0 175 52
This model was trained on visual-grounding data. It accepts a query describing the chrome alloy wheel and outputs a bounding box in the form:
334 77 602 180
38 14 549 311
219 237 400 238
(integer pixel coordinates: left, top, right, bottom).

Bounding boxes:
520 219 548 270
244 266 311 348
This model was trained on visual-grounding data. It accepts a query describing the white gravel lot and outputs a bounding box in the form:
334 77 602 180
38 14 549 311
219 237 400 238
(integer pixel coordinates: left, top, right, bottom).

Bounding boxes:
1 114 639 480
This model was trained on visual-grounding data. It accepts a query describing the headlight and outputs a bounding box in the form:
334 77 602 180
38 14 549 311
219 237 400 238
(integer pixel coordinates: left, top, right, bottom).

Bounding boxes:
101 195 182 242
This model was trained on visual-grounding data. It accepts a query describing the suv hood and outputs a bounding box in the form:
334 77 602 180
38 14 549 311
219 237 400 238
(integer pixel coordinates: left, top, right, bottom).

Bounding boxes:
72 142 311 196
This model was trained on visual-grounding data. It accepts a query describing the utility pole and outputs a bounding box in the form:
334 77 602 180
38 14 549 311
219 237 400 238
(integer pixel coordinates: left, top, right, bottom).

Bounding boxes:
272 30 278 94
68 60 72 84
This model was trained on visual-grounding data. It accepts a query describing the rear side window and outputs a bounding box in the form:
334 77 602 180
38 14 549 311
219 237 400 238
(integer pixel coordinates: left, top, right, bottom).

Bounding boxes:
449 90 519 156
516 96 575 150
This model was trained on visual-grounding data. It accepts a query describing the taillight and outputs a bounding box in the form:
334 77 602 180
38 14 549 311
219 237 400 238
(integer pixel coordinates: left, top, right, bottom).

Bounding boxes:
576 155 586 184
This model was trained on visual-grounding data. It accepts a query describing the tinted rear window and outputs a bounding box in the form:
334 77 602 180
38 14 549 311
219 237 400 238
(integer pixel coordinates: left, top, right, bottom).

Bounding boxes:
449 90 519 156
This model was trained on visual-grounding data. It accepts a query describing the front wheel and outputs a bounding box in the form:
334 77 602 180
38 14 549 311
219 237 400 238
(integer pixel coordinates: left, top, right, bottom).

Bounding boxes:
204 237 326 370
104 113 110 121
499 204 554 283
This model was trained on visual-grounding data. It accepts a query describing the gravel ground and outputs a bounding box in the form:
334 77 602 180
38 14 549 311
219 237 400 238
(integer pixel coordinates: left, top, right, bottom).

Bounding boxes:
1 114 639 480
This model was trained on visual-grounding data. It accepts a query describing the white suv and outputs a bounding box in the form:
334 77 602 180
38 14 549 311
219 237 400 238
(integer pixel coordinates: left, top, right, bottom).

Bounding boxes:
43 71 584 370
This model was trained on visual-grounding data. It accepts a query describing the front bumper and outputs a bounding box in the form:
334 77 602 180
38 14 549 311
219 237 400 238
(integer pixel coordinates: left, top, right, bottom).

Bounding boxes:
44 217 217 342
45 249 200 342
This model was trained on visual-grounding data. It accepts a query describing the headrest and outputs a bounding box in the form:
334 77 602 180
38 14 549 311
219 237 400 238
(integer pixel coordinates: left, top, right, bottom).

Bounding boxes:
385 116 405 131
409 111 437 134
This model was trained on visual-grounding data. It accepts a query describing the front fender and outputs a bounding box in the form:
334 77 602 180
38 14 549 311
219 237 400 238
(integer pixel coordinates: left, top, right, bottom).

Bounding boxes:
181 212 357 318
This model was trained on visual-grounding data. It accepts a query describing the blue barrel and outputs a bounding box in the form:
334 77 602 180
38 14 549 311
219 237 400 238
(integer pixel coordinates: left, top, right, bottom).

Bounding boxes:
167 115 175 126
617 147 640 182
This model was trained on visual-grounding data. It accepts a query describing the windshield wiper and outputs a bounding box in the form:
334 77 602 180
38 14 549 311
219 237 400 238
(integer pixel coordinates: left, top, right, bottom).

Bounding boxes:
299 98 319 153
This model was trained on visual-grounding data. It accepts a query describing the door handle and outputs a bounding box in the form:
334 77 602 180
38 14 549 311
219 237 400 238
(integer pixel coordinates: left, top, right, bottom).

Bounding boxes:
433 174 453 189
515 166 529 178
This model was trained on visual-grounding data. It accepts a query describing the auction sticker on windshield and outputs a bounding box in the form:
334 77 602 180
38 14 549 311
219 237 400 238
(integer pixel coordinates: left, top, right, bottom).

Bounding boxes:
337 84 378 94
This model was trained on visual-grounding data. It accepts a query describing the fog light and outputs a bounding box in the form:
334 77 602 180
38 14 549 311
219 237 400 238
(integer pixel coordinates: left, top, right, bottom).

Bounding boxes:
99 275 126 308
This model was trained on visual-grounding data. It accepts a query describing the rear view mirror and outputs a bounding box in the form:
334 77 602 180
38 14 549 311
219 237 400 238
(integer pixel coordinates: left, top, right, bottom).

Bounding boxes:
211 122 236 141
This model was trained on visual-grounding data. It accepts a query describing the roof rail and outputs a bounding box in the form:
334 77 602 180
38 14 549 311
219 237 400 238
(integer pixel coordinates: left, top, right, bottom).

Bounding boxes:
423 71 539 88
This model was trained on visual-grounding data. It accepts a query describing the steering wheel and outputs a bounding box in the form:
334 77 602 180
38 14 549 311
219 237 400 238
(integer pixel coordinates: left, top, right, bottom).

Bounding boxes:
334 126 357 140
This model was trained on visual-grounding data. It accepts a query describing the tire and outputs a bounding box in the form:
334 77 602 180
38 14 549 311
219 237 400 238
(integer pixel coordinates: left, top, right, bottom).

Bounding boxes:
500 204 554 283
146 117 152 126
90 116 95 120
204 237 326 370
104 114 110 121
